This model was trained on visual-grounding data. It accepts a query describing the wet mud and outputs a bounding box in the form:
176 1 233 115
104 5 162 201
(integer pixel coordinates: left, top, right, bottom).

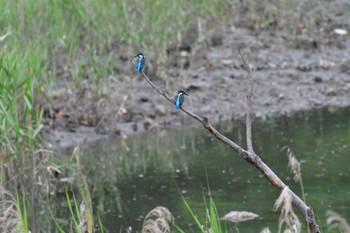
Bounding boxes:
42 1 350 151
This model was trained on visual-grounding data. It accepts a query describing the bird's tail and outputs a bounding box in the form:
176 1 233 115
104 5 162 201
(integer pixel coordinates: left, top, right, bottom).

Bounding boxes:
136 61 141 73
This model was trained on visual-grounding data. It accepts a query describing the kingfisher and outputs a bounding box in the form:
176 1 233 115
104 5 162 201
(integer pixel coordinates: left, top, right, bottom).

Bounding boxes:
174 90 188 109
133 52 145 73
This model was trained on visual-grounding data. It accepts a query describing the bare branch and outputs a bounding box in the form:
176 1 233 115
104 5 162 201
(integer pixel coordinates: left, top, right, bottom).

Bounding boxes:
141 70 174 104
138 55 321 233
239 49 254 153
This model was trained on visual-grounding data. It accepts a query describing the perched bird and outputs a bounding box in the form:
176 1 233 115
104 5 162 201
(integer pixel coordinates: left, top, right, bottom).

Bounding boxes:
174 90 188 109
133 52 145 73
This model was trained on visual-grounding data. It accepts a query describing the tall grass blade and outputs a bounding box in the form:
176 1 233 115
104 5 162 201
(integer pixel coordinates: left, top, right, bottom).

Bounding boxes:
180 194 205 233
209 197 221 233
64 184 80 229
48 208 65 233
97 212 105 233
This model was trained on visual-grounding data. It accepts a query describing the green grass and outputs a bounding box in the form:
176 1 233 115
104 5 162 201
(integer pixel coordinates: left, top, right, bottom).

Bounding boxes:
178 190 228 233
0 0 230 157
16 192 30 233
0 47 46 157
49 183 97 233
0 0 230 64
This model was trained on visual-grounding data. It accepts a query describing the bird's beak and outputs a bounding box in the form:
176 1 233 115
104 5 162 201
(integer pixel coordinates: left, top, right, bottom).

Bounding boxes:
184 91 189 96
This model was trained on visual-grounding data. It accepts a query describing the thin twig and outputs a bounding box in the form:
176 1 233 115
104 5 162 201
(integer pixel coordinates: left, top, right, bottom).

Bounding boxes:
239 49 254 153
141 70 174 104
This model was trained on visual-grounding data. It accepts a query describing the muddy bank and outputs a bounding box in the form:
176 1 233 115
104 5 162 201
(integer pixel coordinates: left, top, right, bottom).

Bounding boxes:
42 1 350 151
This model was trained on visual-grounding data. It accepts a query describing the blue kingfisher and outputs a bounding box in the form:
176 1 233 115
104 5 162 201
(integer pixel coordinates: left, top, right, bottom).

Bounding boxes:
133 52 145 73
174 90 188 109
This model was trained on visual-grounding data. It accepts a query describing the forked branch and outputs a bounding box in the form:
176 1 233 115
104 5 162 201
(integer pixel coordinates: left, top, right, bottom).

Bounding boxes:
139 51 320 232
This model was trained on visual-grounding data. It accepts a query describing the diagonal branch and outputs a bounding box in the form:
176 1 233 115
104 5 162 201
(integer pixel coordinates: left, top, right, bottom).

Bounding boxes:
141 70 174 104
139 55 321 232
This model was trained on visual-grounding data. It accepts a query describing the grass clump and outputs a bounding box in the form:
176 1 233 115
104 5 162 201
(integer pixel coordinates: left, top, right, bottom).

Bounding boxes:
0 0 230 61
0 185 30 233
0 47 46 157
50 182 96 233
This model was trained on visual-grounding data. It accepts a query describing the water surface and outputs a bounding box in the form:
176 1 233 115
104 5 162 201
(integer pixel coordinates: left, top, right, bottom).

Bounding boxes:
82 106 350 232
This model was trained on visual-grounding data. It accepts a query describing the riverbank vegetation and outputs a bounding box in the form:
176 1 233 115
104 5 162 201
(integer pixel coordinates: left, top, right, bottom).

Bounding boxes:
0 0 348 232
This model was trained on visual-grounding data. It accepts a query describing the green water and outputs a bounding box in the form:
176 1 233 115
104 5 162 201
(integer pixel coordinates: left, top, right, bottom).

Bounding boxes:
81 106 350 232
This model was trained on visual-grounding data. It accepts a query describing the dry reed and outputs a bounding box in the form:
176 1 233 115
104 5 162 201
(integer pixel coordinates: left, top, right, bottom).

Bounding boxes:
141 206 174 233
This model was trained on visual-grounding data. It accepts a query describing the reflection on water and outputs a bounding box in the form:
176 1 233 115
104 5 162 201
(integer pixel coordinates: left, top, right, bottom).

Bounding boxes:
81 106 350 232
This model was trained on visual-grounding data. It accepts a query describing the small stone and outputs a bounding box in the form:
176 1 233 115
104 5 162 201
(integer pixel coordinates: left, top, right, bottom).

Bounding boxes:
139 97 149 103
296 64 311 72
268 62 277 69
184 84 201 92
326 87 337 96
346 83 350 91
155 105 166 116
334 28 347 35
132 123 138 132
180 50 190 57
314 76 323 83
319 59 335 69
210 34 223 47
143 118 153 130
221 59 234 66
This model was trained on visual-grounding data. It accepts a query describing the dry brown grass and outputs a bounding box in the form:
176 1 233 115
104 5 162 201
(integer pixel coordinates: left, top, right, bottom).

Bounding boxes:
141 206 174 233
273 186 301 233
260 227 271 233
0 185 29 233
283 146 306 203
78 203 89 233
325 210 350 233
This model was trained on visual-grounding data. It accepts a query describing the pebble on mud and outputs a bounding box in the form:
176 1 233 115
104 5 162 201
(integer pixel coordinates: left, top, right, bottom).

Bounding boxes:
155 105 166 116
314 76 323 83
319 59 336 70
334 28 347 35
143 118 153 130
210 34 223 47
296 64 312 72
326 87 337 96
